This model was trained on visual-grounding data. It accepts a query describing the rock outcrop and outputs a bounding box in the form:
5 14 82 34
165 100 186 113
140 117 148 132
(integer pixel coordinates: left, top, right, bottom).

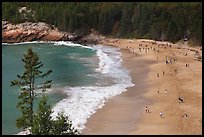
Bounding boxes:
2 21 77 43
75 29 106 45
2 21 104 45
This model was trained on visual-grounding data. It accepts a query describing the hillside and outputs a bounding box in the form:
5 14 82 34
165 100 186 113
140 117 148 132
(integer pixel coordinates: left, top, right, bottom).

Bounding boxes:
2 2 202 46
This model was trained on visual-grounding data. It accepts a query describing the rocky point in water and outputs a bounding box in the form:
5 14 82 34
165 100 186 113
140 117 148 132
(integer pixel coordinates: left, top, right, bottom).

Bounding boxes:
2 21 78 43
2 21 108 45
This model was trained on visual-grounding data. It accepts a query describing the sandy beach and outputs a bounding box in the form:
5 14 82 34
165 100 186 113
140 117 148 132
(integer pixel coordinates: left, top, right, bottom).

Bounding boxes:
82 38 202 135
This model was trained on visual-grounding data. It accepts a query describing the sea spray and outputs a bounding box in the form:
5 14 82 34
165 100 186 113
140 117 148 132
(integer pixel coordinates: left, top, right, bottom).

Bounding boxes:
51 44 134 132
3 41 134 134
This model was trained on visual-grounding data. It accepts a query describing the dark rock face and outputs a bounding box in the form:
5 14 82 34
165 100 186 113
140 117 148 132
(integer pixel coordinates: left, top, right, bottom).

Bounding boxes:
74 29 106 45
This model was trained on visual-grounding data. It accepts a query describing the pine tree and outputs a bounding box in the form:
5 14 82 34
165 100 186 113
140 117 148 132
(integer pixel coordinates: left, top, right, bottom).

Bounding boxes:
10 47 52 130
32 95 80 135
31 95 52 135
120 3 133 37
50 112 80 135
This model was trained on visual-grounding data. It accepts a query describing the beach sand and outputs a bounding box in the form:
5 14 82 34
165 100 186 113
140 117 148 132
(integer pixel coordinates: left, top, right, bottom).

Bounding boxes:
82 38 202 135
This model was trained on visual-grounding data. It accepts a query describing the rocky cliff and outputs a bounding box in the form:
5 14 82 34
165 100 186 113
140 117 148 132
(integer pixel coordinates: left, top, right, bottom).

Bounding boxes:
2 21 107 45
2 21 79 43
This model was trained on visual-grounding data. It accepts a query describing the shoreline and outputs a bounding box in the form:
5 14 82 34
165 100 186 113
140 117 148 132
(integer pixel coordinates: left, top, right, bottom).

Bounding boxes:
2 38 202 135
82 38 202 135
82 49 154 134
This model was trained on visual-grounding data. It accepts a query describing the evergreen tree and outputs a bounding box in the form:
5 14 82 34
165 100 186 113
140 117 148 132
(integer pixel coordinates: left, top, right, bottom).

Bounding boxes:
32 95 80 135
10 47 52 130
31 96 52 135
2 2 202 46
50 112 80 135
120 3 133 37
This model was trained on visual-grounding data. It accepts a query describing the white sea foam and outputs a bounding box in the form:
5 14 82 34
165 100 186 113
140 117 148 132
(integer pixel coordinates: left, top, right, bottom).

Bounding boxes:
2 43 9 45
2 41 49 45
53 41 94 50
15 128 31 135
13 41 134 134
2 41 94 50
51 44 134 133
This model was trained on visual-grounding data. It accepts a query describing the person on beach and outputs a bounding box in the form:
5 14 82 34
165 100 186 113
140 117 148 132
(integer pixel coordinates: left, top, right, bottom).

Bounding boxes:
166 59 168 64
183 113 188 118
164 89 168 94
147 108 151 113
179 96 184 103
163 70 165 76
157 73 159 77
160 112 164 118
145 106 148 113
158 88 160 94
145 106 151 113
186 63 189 67
170 59 172 64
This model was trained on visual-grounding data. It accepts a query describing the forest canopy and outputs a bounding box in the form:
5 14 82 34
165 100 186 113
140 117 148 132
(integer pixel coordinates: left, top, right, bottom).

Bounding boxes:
2 2 202 45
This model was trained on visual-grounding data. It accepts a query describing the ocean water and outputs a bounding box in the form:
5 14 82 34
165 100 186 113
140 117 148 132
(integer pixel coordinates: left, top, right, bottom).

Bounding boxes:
2 41 134 135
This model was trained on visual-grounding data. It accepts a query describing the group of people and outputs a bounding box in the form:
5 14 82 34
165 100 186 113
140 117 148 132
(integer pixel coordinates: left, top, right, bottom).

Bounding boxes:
145 106 164 118
157 70 166 78
127 43 155 55
185 63 190 67
129 41 190 120
145 106 151 113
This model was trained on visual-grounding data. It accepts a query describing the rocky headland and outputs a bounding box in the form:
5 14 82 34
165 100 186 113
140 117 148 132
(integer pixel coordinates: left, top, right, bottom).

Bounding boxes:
2 21 95 43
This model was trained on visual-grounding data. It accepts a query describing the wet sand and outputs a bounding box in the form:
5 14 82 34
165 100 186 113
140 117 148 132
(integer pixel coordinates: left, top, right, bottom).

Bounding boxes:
82 38 202 135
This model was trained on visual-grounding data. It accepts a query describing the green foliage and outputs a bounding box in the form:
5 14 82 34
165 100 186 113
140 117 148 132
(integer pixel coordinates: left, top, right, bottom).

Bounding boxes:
2 2 202 46
31 96 52 135
11 48 79 135
119 3 133 37
11 47 52 130
50 113 80 135
31 96 80 135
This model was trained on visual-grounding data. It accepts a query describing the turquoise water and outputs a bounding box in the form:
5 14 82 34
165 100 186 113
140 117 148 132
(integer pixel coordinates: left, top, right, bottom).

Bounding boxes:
2 41 134 134
2 42 98 135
